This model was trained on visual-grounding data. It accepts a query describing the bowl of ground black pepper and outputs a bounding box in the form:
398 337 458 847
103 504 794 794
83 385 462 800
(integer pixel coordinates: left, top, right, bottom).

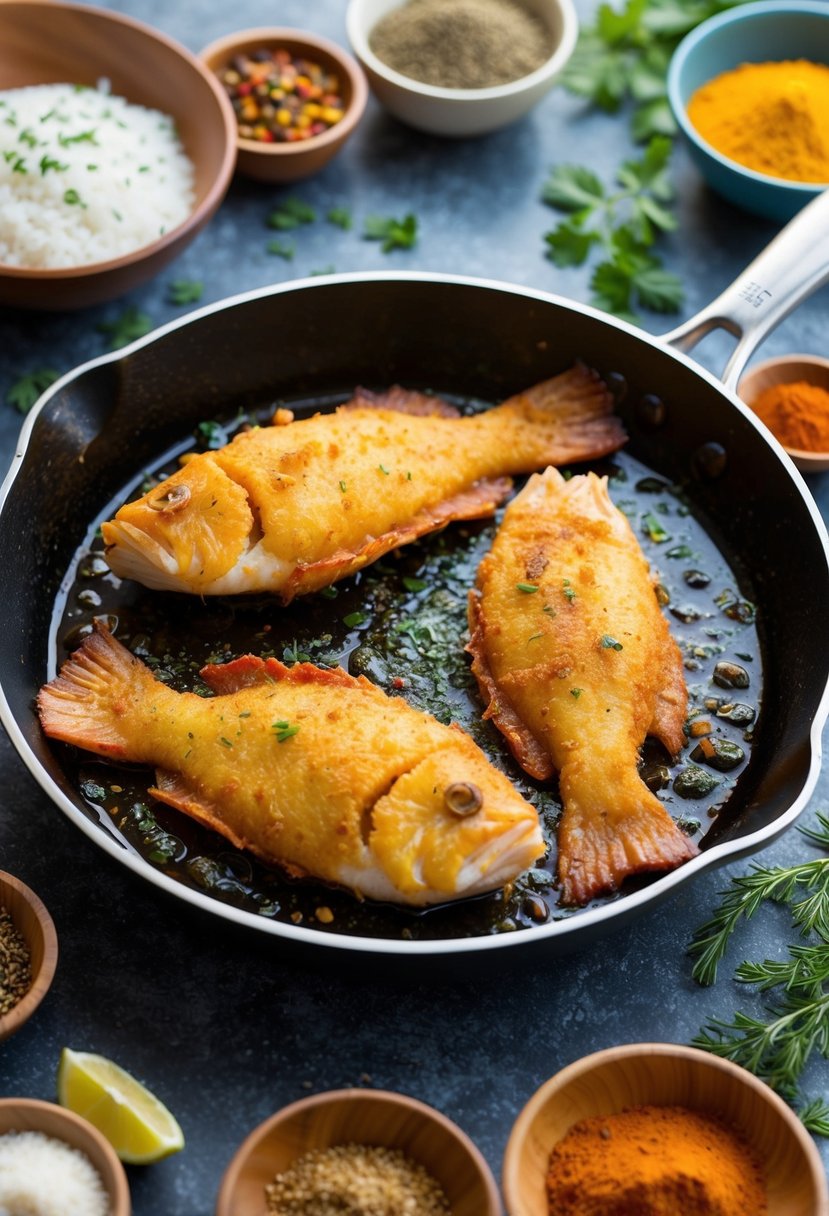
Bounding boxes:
201 27 368 182
739 354 829 474
0 871 58 1042
346 0 578 137
215 1087 502 1216
502 1043 829 1216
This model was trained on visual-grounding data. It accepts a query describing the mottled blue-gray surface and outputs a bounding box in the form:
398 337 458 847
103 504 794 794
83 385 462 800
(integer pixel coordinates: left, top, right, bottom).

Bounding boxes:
0 0 828 1211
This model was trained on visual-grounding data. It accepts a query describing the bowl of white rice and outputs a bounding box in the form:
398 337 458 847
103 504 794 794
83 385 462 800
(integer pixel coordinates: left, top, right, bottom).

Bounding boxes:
0 0 237 310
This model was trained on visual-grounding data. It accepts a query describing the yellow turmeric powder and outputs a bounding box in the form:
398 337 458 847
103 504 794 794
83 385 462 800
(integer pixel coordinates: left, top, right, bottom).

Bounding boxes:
751 379 829 452
687 60 829 183
545 1104 767 1215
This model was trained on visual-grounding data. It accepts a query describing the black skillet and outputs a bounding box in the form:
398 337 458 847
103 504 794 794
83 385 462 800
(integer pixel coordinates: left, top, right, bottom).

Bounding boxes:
1 191 828 963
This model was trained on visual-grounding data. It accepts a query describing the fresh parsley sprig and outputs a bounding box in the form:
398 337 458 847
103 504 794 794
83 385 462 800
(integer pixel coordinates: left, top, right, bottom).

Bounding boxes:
689 810 829 1131
363 213 418 253
542 135 683 320
6 367 59 413
562 0 751 141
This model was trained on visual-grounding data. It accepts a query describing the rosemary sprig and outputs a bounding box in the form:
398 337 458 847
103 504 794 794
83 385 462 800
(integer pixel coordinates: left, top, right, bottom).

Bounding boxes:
689 810 829 1129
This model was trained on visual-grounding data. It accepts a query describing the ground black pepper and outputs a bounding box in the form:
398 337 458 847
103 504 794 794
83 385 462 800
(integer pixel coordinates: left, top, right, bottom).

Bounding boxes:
368 0 554 90
0 907 31 1015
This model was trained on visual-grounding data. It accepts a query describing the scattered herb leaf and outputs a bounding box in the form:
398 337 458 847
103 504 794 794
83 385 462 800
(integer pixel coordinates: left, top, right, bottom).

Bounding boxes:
327 206 352 229
363 213 418 252
168 279 203 306
97 306 153 350
6 367 59 413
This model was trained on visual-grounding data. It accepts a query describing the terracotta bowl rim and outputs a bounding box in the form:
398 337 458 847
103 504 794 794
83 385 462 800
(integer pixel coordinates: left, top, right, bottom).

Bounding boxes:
738 353 829 463
199 25 368 158
0 869 58 1041
0 0 237 282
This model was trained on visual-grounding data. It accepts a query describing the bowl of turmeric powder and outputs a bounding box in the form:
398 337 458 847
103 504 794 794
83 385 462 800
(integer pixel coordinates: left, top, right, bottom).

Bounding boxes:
502 1043 829 1216
739 354 829 473
667 1 829 222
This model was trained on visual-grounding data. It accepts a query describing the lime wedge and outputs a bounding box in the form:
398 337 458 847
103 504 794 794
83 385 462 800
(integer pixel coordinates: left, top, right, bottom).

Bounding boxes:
57 1047 185 1164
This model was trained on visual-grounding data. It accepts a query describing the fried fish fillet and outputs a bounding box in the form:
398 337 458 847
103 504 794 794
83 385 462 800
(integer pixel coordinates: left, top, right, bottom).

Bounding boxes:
101 364 624 600
467 468 699 906
38 623 544 907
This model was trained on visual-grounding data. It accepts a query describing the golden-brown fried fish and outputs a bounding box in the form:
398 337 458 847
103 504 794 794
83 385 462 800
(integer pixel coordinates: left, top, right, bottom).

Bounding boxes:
38 623 544 907
101 364 624 600
467 468 698 906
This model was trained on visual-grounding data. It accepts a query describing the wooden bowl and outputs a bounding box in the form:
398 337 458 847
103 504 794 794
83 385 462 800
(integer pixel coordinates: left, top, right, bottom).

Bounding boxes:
200 28 368 183
215 1088 501 1216
0 0 236 310
739 354 829 474
502 1043 829 1216
0 870 58 1042
0 1098 130 1214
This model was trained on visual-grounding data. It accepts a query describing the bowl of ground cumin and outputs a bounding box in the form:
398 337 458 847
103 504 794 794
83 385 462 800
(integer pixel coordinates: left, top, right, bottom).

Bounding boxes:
215 1087 501 1216
0 870 58 1042
345 0 578 137
739 354 829 474
502 1043 829 1216
667 1 829 221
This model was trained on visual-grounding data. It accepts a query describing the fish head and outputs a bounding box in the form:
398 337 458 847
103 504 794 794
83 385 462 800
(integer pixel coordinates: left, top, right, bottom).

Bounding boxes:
366 742 544 906
100 457 254 592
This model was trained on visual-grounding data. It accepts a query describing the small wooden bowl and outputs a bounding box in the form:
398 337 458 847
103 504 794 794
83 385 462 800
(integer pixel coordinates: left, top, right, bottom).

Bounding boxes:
0 0 236 310
0 870 58 1042
215 1088 501 1216
503 1043 829 1216
739 354 829 474
0 1098 131 1214
200 28 368 182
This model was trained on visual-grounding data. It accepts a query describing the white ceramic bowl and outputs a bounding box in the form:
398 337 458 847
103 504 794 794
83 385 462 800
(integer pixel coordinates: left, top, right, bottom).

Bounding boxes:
345 0 578 137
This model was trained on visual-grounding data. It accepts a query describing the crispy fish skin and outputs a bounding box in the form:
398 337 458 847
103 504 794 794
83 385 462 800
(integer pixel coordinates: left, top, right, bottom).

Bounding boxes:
37 624 544 907
101 364 624 599
467 468 698 906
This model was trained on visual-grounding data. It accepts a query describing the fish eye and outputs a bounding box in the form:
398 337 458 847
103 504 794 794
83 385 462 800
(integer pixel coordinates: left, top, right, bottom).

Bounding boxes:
148 483 191 513
444 782 483 817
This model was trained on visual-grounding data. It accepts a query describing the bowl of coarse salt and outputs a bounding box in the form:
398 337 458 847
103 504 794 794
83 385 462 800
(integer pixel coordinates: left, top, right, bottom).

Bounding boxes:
0 1098 130 1216
0 0 236 310
215 1088 501 1216
346 0 578 137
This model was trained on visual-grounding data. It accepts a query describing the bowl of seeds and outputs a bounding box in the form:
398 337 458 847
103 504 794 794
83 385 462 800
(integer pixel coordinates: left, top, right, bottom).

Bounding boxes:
215 1088 501 1216
0 870 58 1041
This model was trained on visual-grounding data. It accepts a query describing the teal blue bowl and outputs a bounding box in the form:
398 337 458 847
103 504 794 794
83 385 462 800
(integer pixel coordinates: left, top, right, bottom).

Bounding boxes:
667 1 829 222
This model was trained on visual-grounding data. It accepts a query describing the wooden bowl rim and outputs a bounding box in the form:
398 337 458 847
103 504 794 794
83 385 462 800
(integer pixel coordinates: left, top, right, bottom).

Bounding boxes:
0 0 237 282
0 1097 131 1214
738 353 829 466
199 26 368 158
216 1087 501 1215
503 1043 829 1212
0 869 58 1041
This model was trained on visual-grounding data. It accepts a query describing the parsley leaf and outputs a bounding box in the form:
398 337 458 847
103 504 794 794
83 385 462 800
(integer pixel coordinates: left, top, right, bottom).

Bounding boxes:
327 206 352 229
267 196 316 230
266 238 295 260
363 213 418 252
97 306 153 350
167 279 203 306
6 367 60 413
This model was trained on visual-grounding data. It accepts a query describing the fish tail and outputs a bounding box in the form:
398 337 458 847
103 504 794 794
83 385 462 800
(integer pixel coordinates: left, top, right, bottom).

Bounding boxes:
36 622 155 759
483 362 625 467
557 768 699 906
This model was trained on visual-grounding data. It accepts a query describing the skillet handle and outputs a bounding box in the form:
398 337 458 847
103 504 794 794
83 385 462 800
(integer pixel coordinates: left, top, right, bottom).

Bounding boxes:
660 188 829 394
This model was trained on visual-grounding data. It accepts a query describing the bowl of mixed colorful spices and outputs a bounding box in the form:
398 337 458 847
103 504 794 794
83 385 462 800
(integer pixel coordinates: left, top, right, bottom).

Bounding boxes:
201 27 368 182
346 0 578 137
215 1087 501 1216
0 870 58 1041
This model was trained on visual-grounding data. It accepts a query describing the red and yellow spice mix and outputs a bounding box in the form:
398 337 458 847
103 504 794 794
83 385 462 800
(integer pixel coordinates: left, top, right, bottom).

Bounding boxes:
545 1104 767 1216
217 49 346 144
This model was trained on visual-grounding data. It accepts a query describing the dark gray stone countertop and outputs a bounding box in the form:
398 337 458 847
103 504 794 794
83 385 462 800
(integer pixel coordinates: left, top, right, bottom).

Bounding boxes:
0 0 827 1211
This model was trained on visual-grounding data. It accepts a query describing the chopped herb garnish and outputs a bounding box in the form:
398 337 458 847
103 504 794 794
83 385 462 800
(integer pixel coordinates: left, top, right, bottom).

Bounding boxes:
343 611 367 628
319 585 339 599
528 633 545 642
168 279 204 306
272 721 300 743
562 580 576 602
196 420 224 448
57 128 98 146
327 206 352 229
516 582 539 593
570 688 583 698
219 736 233 748
600 634 624 650
97 306 153 350
402 576 427 593
378 463 390 475
266 237 295 260
643 510 670 542
6 367 59 413
363 212 418 252
39 154 68 174
339 480 347 493
543 604 558 617
63 187 84 206
18 128 37 148
267 196 316 230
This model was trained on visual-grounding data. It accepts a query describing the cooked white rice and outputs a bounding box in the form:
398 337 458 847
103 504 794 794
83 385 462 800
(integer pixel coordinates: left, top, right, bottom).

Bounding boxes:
0 82 196 269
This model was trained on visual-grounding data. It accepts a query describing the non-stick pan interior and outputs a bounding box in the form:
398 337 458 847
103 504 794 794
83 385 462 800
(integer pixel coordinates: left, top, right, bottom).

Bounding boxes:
2 276 827 939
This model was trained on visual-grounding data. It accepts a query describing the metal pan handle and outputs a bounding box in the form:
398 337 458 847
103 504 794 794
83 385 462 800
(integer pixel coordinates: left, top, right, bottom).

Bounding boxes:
661 188 829 393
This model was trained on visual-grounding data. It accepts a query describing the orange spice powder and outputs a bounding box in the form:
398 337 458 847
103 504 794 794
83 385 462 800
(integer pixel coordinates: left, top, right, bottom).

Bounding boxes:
750 380 829 452
546 1104 767 1216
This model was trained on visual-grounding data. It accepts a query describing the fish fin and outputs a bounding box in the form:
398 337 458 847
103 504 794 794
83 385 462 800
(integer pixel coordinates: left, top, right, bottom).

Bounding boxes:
37 622 155 758
485 363 626 466
282 476 512 601
648 634 688 758
150 770 248 848
557 769 699 906
200 654 371 694
466 590 554 780
345 385 461 418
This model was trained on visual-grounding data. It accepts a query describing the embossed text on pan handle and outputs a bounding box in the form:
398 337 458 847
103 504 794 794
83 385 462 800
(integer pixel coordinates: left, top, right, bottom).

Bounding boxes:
661 188 829 393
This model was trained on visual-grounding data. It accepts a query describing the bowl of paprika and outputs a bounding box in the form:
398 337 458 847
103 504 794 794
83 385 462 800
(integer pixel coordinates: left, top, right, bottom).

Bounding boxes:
502 1042 829 1216
739 354 829 475
667 1 829 222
